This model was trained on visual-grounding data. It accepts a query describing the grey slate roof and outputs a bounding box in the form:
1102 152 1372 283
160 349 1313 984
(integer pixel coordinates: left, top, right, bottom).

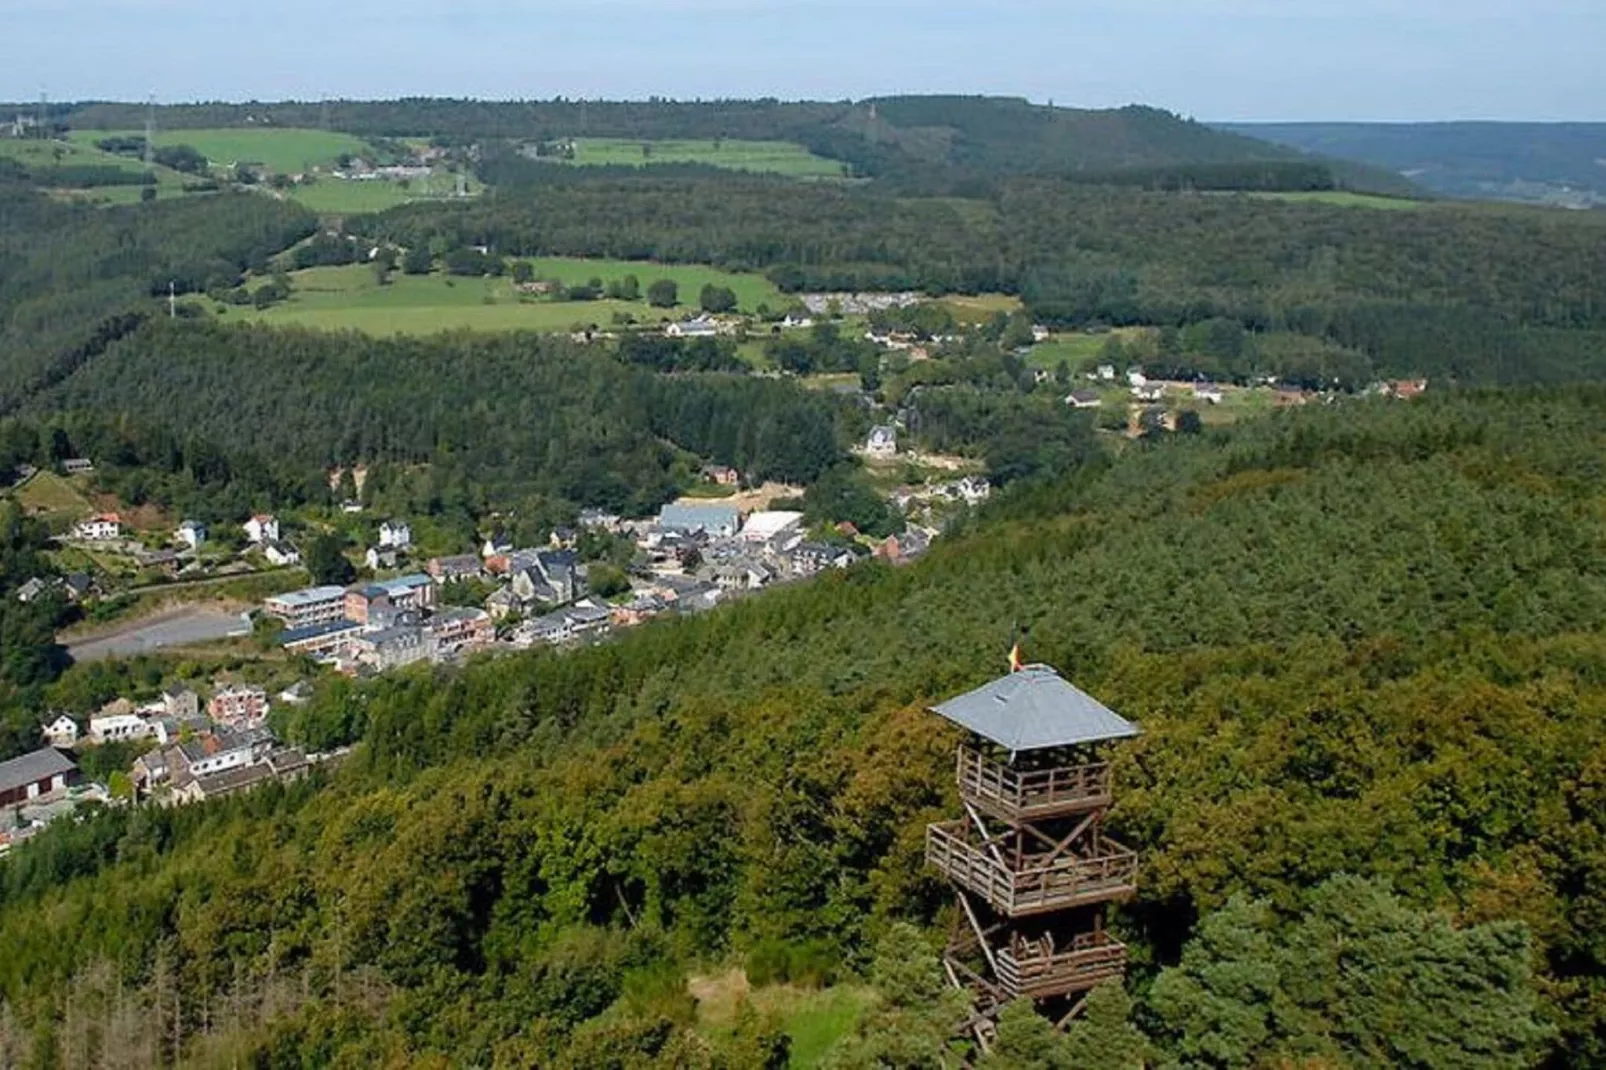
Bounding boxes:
0 747 78 795
930 665 1138 753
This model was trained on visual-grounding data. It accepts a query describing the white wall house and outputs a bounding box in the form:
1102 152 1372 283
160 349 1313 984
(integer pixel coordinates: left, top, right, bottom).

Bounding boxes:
866 426 898 459
73 514 121 541
89 713 154 744
176 520 207 549
379 520 412 550
244 514 280 544
41 714 79 747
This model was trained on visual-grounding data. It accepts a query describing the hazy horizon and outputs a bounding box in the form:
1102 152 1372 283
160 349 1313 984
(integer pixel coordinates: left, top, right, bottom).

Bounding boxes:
4 0 1603 123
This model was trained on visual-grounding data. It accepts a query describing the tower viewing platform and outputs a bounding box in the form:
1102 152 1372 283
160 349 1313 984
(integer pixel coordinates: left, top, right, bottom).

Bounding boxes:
925 662 1140 1047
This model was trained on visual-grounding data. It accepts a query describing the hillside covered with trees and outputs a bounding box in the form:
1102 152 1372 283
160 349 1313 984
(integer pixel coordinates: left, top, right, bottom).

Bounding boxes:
1 390 1603 1067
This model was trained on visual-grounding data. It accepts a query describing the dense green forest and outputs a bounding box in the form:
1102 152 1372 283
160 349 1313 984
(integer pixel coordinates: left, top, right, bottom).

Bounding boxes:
1 391 1603 1067
0 175 315 408
5 320 854 523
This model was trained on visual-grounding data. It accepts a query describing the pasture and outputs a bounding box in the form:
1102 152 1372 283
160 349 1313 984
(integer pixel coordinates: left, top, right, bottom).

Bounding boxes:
1025 327 1154 371
69 127 373 174
1243 190 1426 210
556 138 847 178
217 259 787 336
0 137 194 201
10 470 93 521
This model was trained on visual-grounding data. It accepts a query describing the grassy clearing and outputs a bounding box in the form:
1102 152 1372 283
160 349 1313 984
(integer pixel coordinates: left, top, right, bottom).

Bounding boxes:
0 137 195 201
1242 190 1426 210
285 174 470 214
691 970 868 1069
11 471 94 520
559 138 847 179
522 257 786 311
219 260 786 336
940 293 1023 324
1024 327 1154 371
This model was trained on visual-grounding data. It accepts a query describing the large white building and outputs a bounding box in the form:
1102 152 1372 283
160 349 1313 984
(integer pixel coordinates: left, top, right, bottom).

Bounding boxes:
263 585 349 629
244 514 280 544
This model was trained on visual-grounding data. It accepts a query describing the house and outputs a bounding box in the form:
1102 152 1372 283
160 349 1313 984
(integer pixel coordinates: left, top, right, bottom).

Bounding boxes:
1096 364 1117 382
340 499 364 514
701 464 740 486
482 535 514 559
866 425 898 459
134 549 180 572
740 510 805 548
276 681 313 706
73 513 121 541
378 520 412 550
549 527 579 550
1065 390 1103 410
657 502 742 539
1388 379 1428 400
1192 383 1224 404
89 701 154 744
956 476 992 506
0 748 80 807
712 559 775 592
351 626 435 671
578 508 621 532
611 594 667 628
264 585 349 629
485 586 523 620
1131 383 1165 403
244 514 280 544
365 547 400 571
511 567 562 607
15 577 53 604
666 314 719 338
1031 325 1051 343
62 458 94 475
781 312 813 329
175 520 207 550
429 607 494 652
791 542 856 576
1127 369 1148 387
40 714 79 748
62 572 94 602
162 687 199 719
263 541 301 567
208 684 268 727
428 554 482 584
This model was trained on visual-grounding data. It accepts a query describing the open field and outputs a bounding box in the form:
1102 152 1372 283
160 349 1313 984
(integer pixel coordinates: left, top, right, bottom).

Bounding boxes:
283 175 469 214
70 127 374 174
220 260 787 335
1024 327 1154 371
10 471 94 521
1242 190 1427 210
0 137 194 200
555 138 847 178
940 293 1024 324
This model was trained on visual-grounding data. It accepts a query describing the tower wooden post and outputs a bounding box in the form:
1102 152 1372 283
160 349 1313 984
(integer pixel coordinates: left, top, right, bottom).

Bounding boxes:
924 664 1139 1051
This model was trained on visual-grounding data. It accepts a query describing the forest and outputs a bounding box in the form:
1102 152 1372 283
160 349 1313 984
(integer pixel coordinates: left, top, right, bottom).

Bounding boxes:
1 389 1603 1067
5 320 855 524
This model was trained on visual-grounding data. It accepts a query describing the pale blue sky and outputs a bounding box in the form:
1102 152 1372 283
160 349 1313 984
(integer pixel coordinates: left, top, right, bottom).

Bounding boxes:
3 0 1602 121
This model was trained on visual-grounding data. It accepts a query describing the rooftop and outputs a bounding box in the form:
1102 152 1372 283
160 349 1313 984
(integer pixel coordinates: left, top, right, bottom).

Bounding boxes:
659 502 741 532
742 510 805 539
930 665 1139 754
268 585 348 607
280 619 364 645
0 747 78 795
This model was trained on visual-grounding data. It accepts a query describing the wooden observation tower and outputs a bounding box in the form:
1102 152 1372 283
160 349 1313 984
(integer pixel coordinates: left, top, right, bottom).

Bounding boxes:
925 663 1140 1051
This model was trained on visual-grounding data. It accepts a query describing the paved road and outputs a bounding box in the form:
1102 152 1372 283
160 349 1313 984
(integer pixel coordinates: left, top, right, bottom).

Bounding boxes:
66 606 253 662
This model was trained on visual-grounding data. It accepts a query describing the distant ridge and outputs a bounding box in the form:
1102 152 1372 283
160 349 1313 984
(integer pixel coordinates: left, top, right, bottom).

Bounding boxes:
17 95 1417 196
1220 121 1606 207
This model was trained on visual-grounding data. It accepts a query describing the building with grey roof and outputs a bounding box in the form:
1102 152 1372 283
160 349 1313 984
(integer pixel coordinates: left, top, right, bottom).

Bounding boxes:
930 664 1139 756
0 748 80 806
657 502 742 538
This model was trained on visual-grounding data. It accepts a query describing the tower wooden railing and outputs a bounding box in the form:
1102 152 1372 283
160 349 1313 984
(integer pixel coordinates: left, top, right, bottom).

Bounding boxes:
926 821 1138 916
995 933 1128 999
956 746 1112 822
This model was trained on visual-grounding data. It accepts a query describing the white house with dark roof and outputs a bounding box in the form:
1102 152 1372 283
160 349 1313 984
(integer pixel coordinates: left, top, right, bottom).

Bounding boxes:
175 520 207 549
40 714 79 748
73 513 122 541
866 425 898 459
379 520 412 550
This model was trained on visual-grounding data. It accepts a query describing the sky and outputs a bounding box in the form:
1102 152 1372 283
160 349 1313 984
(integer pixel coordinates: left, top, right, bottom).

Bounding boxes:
2 0 1602 121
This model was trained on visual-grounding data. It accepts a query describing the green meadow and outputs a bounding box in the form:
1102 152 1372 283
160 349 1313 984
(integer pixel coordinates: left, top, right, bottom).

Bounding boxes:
216 260 787 336
69 127 374 174
1243 190 1427 210
559 137 848 178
